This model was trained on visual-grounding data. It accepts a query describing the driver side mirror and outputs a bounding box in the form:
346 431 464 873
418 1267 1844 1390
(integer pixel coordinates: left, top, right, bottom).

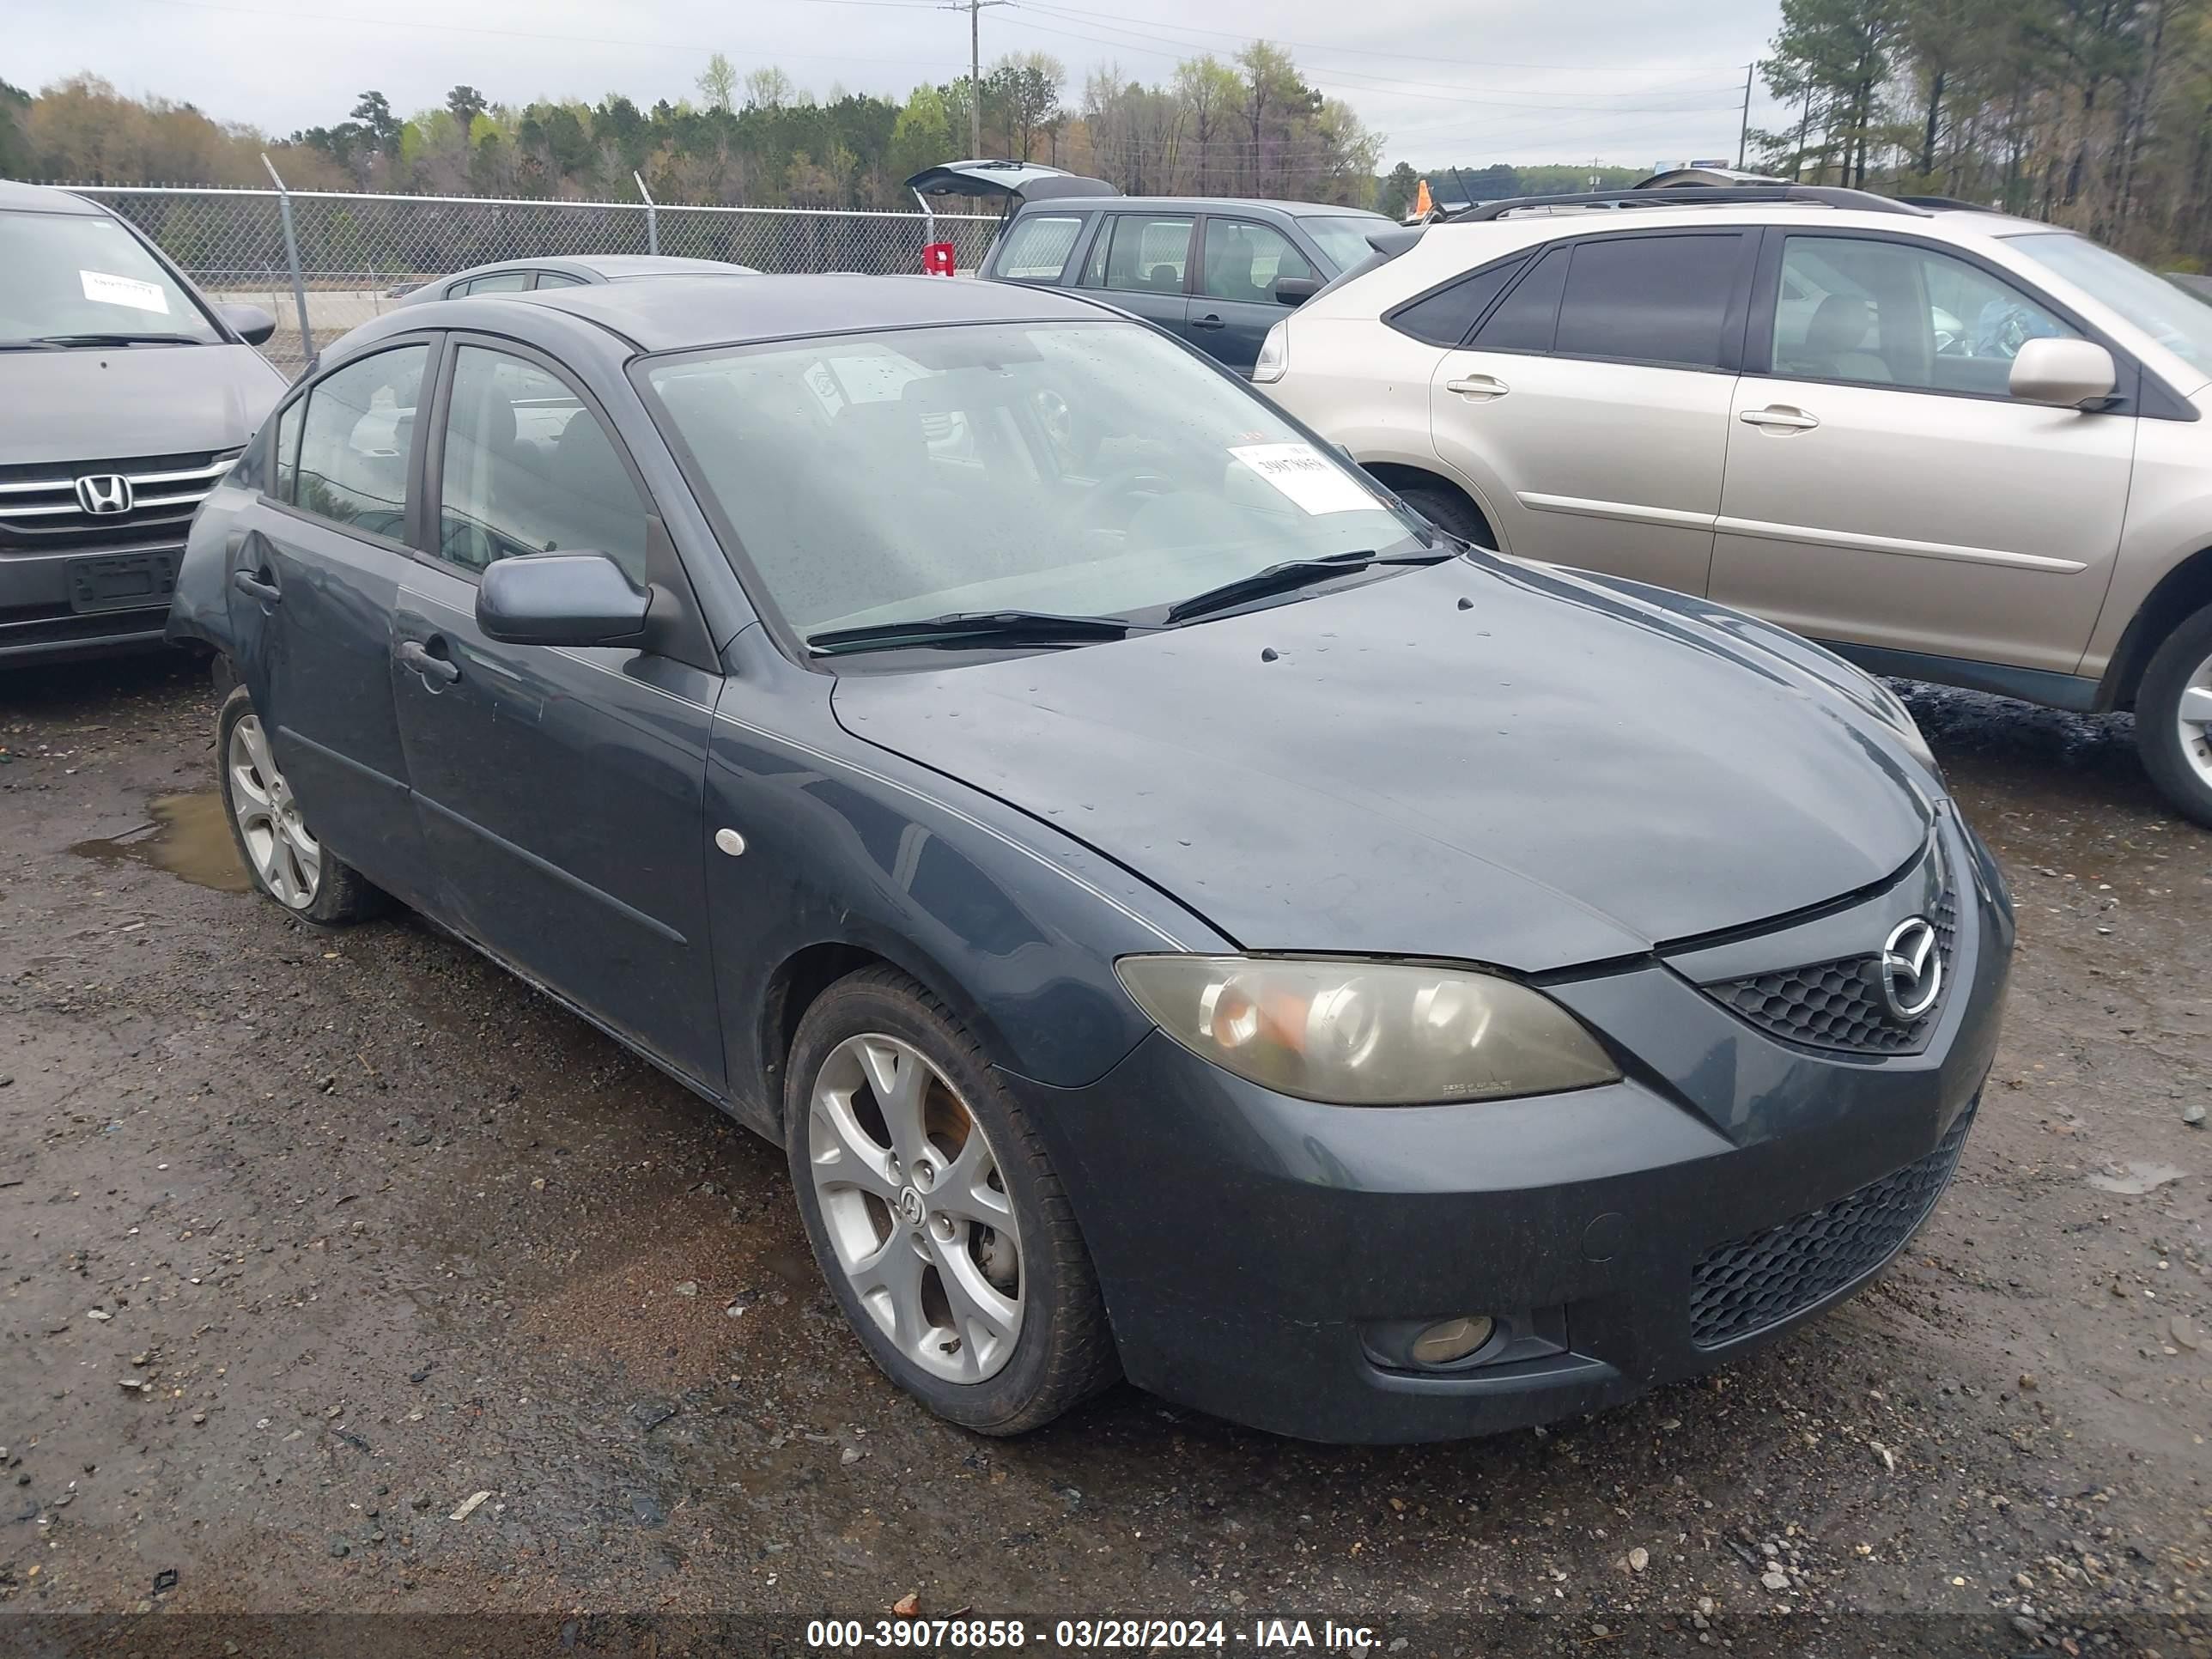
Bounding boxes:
218 302 277 347
1274 276 1321 307
2009 337 2117 408
477 553 650 647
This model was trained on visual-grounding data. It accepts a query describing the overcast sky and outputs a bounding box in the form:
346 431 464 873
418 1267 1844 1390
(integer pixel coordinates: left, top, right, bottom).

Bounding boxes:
12 0 1787 170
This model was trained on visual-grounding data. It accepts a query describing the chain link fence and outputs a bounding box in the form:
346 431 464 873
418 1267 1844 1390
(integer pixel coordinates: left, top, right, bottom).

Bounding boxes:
68 183 1003 374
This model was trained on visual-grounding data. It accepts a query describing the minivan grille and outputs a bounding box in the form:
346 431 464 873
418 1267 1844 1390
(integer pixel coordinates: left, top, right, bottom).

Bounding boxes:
0 451 234 551
1688 1101 1974 1348
1705 881 1958 1055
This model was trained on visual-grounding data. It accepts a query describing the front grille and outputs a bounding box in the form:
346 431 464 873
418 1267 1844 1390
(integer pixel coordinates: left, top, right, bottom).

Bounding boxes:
1689 1102 1975 1348
1705 881 1958 1055
0 451 234 552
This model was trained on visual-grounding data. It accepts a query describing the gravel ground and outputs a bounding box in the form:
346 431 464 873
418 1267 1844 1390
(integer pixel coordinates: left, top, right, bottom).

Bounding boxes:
0 654 2205 1658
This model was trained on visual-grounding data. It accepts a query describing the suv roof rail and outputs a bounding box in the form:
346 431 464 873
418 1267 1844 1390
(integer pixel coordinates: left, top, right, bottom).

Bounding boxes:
1447 185 1931 222
1894 194 2000 212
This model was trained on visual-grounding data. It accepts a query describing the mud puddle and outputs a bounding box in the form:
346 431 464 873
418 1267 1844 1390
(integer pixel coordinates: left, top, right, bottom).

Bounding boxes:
70 789 251 893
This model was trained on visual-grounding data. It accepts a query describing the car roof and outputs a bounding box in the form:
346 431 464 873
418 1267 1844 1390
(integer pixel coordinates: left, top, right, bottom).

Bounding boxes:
385 271 1122 354
0 179 111 216
434 253 749 284
1018 194 1385 220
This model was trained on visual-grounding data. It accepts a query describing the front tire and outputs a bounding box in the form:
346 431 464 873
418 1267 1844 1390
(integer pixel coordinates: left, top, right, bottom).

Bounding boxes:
215 684 385 924
784 967 1117 1434
2135 602 2212 830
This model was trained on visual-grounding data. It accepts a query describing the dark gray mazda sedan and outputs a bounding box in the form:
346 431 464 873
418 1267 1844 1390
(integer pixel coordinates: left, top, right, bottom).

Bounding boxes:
168 274 2013 1443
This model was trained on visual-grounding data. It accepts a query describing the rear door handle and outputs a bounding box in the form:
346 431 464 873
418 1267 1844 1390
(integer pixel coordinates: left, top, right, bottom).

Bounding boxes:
1740 404 1821 430
1191 313 1226 331
1445 374 1510 400
397 638 460 687
231 568 280 605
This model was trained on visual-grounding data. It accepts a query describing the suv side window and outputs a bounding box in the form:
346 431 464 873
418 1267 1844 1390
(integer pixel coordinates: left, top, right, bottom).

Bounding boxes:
996 214 1085 281
294 344 427 538
1553 233 1745 369
435 344 650 581
1390 256 1528 348
1200 219 1312 304
1771 234 2079 397
1096 214 1194 295
1471 246 1567 352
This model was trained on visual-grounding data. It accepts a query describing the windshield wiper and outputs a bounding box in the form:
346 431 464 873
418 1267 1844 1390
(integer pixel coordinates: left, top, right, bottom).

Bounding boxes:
1163 547 1453 624
31 331 205 348
805 609 1150 657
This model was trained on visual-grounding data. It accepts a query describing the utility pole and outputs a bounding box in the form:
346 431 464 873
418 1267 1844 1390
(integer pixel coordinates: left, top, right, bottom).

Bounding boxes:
1737 63 1753 169
943 0 1010 156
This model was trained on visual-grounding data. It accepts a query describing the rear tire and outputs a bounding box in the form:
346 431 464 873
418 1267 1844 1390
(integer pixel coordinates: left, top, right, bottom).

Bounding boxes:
784 966 1118 1434
1396 483 1495 549
2135 602 2212 830
215 684 386 925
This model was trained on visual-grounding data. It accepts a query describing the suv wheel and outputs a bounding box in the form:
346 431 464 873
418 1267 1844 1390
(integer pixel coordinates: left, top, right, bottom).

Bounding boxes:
2136 601 2212 830
785 967 1118 1433
216 685 385 924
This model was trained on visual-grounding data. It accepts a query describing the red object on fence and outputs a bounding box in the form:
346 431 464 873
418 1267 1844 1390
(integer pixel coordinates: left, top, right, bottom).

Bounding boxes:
921 240 957 276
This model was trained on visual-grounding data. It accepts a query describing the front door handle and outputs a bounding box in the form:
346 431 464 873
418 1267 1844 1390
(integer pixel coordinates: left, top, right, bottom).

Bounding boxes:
1445 374 1510 400
397 638 460 687
231 568 281 605
1190 313 1226 331
1740 404 1821 431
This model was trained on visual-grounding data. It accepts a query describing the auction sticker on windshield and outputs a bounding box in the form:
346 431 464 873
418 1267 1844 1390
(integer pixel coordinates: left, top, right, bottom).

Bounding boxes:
80 270 170 314
1230 442 1376 515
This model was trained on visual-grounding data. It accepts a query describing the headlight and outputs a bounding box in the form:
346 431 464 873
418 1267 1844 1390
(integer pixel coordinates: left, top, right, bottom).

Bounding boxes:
1252 320 1289 384
1115 956 1620 1105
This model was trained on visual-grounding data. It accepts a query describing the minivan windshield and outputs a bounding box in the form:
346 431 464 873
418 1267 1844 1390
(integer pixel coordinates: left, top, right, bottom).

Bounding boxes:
645 320 1425 644
0 210 222 347
2004 230 2212 374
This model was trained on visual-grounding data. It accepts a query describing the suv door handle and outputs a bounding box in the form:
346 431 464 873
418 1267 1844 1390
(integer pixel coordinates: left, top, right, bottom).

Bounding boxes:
397 638 460 687
1445 374 1510 400
231 568 281 605
1740 404 1821 430
1191 313 1226 331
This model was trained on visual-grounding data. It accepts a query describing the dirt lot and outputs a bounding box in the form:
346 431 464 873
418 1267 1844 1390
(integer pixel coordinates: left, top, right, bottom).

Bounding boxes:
0 654 2206 1657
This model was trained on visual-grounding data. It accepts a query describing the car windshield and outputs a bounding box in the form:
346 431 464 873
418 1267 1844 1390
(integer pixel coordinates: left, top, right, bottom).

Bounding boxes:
1299 216 1382 274
0 209 221 345
644 319 1424 641
2004 230 2212 374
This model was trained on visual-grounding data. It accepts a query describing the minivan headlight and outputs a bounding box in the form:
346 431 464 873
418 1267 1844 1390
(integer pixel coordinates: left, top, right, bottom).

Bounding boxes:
1115 956 1620 1105
1252 320 1289 384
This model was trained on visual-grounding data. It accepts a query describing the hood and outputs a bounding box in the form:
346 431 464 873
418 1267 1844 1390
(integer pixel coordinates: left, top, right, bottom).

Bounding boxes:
0 343 283 465
831 557 1936 973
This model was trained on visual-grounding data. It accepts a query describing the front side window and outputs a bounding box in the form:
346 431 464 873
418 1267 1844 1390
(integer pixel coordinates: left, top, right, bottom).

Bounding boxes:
1097 216 1194 295
294 344 428 538
435 346 649 580
1200 221 1312 304
2004 229 2212 374
645 320 1422 641
995 214 1085 281
533 271 586 289
272 398 304 502
1772 235 2077 396
0 209 222 345
1553 233 1744 370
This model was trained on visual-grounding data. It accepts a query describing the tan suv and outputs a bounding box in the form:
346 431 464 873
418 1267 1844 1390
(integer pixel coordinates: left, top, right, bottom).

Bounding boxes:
1256 185 2212 826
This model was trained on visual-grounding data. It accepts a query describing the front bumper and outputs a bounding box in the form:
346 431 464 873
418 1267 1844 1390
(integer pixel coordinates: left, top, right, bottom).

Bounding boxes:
0 544 179 664
1012 814 2012 1443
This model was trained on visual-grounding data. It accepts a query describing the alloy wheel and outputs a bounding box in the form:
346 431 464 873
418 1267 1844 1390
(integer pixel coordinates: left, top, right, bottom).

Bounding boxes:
228 713 322 908
807 1032 1024 1382
2178 650 2212 789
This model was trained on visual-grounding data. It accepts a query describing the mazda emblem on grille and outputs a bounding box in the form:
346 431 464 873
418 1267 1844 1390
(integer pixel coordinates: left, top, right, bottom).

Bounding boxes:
1878 917 1942 1024
75 474 134 516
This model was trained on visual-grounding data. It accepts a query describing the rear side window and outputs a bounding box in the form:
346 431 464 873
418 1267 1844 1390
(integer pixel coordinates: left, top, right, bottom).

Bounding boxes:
534 271 586 289
455 270 531 296
1472 246 1566 352
1390 257 1528 348
295 344 428 538
1553 234 1744 369
996 214 1085 281
1096 215 1194 295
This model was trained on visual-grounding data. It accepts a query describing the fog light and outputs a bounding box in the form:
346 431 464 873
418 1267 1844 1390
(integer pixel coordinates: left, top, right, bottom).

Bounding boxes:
1409 1315 1495 1367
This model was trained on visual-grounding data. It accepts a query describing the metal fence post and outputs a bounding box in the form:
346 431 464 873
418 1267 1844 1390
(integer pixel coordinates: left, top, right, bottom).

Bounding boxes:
260 154 315 368
635 172 659 257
